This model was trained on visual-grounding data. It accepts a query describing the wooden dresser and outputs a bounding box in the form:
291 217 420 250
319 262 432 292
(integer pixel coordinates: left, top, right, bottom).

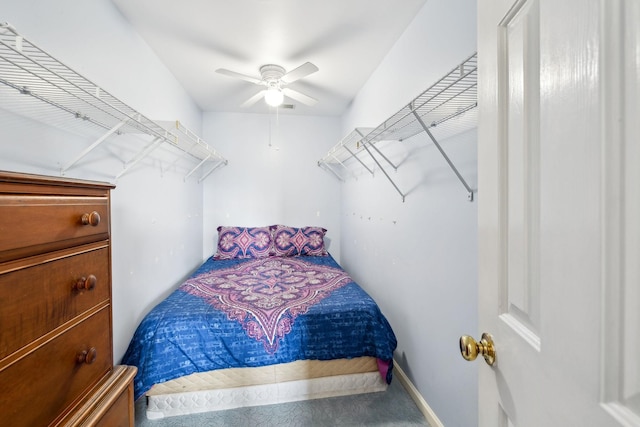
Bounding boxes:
0 171 136 426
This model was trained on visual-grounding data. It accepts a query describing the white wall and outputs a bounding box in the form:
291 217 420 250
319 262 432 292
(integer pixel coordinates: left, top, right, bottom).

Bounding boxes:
201 112 342 260
340 1 478 427
0 0 206 363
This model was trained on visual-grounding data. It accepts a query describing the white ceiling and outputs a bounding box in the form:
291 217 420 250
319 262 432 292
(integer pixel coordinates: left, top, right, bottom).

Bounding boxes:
110 0 427 116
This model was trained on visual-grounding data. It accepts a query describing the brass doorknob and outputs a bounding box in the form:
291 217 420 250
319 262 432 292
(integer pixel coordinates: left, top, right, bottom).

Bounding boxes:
459 333 496 366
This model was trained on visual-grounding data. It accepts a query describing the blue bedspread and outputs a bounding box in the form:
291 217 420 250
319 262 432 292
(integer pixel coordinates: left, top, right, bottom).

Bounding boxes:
121 255 397 400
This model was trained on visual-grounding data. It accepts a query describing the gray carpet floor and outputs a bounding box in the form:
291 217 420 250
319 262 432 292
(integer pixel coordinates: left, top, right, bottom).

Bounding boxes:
134 378 431 426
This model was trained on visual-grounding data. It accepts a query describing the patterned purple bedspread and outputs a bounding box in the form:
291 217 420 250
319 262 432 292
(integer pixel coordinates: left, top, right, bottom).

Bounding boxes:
121 255 397 400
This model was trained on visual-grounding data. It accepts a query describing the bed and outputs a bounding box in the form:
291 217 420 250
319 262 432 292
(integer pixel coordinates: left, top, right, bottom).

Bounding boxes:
121 225 397 419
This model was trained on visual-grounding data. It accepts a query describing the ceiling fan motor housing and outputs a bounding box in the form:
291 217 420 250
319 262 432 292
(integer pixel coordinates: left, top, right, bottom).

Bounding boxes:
260 64 286 85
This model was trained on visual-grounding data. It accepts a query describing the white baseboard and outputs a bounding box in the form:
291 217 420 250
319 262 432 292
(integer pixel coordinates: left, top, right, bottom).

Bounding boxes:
393 360 444 427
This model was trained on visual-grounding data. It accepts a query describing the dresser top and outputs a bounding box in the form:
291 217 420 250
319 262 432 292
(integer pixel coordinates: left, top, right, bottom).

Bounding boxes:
0 171 115 191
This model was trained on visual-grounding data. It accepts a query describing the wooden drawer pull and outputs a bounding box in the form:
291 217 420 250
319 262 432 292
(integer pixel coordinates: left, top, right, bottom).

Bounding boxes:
76 347 97 365
81 211 101 227
74 275 97 291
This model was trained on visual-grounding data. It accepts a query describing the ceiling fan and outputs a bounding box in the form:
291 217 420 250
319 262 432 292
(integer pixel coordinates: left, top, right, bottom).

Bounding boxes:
216 62 319 108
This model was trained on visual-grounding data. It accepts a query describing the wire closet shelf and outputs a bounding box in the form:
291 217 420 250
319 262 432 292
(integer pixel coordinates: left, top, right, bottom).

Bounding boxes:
0 22 227 182
319 52 477 202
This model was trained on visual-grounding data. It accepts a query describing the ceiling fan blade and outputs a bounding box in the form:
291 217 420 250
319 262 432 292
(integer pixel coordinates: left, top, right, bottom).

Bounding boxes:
281 62 319 84
240 90 267 108
216 68 262 85
282 88 318 106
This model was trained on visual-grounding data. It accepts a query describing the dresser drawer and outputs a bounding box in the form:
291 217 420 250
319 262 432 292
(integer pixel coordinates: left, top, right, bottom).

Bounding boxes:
0 243 110 359
92 382 133 427
0 307 112 427
0 196 110 261
59 365 137 427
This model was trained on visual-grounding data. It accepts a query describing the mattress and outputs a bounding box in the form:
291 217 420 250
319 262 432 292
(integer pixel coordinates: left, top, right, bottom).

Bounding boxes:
145 357 386 419
122 255 397 401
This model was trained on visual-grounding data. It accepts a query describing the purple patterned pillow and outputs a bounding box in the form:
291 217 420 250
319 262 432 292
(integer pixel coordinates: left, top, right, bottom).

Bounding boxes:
271 225 328 257
214 226 273 259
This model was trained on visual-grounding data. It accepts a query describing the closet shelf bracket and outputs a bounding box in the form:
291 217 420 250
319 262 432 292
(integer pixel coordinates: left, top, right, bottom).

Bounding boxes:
185 155 211 181
163 120 228 181
61 119 130 174
360 137 406 202
318 127 375 181
413 111 474 201
354 129 398 172
317 162 345 182
342 146 374 176
198 159 228 184
115 137 164 181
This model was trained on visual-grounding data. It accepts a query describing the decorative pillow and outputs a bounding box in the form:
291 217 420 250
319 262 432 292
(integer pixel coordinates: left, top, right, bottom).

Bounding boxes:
271 225 328 257
214 226 273 259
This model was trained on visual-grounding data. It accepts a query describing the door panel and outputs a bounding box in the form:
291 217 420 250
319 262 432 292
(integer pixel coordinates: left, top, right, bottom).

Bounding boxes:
477 0 640 425
501 0 541 348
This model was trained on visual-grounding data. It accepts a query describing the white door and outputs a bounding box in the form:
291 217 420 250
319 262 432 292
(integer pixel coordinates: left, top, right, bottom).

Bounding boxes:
474 0 640 426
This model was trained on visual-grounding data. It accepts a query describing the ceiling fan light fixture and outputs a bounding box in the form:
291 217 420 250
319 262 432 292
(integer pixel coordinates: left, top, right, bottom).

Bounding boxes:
216 62 318 108
264 87 284 107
